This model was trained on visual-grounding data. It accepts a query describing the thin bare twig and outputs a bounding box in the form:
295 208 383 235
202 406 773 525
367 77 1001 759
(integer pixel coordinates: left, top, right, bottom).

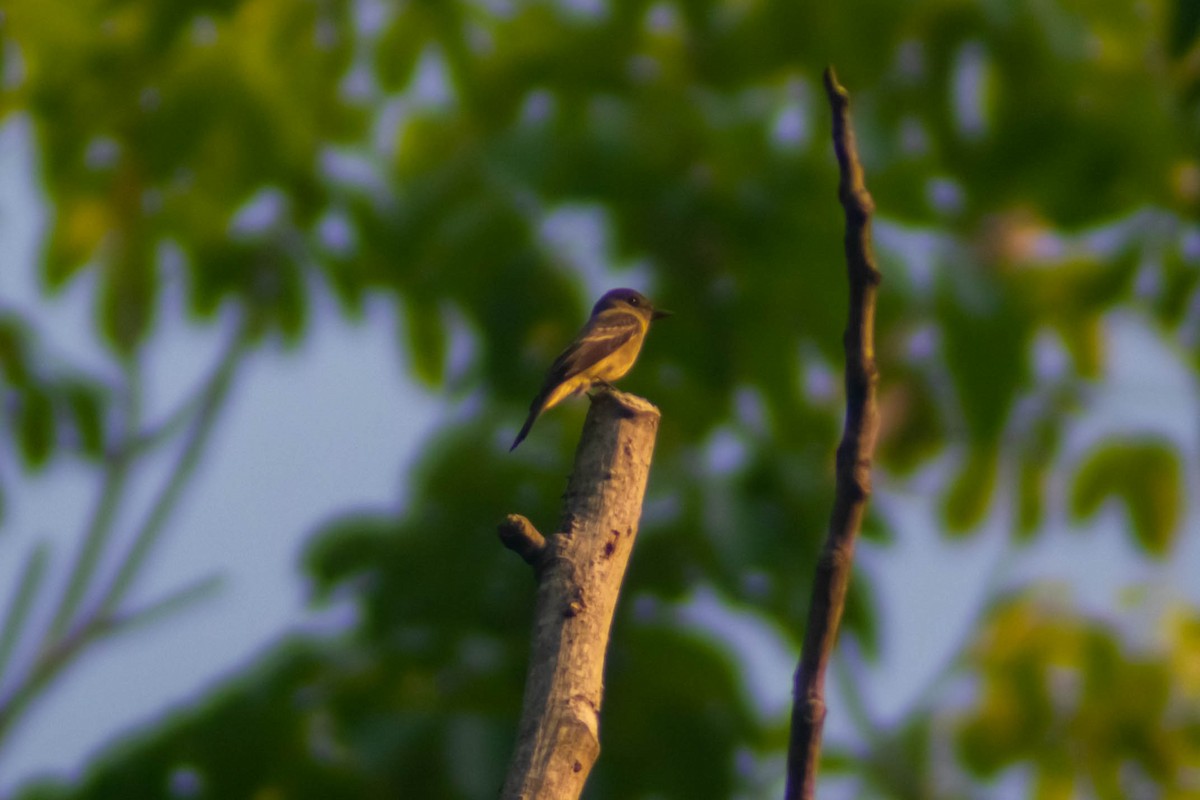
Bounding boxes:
784 66 883 800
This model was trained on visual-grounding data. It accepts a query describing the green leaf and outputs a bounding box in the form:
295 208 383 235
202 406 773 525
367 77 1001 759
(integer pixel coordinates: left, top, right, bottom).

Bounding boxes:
43 194 109 288
843 570 881 660
376 7 435 90
942 445 998 534
939 283 1030 445
16 386 56 469
1055 312 1103 380
1015 410 1063 539
101 241 157 354
1157 247 1200 328
269 257 308 343
403 295 447 387
1170 0 1200 58
1014 453 1043 538
1069 439 1183 557
0 315 31 385
60 380 107 458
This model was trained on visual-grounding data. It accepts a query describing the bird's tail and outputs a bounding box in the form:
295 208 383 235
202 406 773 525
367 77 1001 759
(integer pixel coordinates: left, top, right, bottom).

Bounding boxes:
510 401 543 451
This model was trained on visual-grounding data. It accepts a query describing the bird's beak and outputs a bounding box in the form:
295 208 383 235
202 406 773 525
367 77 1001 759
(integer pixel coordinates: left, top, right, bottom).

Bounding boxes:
652 308 673 321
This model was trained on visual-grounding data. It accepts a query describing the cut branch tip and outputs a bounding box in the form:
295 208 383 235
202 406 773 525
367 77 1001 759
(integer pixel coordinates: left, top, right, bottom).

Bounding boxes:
498 514 547 569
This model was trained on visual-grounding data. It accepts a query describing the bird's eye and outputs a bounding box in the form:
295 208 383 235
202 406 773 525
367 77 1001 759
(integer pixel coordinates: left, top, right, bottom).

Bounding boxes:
628 296 639 306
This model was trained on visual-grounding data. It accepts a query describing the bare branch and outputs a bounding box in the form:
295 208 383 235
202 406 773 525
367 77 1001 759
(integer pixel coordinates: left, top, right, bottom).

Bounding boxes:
501 388 661 800
785 66 883 800
499 514 549 570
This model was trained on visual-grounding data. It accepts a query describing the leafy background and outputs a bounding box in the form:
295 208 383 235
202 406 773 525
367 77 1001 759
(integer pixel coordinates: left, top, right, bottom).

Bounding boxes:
2 0 1199 797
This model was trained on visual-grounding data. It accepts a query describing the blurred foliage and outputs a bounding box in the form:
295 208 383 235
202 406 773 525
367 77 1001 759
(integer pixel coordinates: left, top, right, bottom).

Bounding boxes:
0 313 109 477
1070 437 1184 557
2 0 1199 797
957 595 1200 799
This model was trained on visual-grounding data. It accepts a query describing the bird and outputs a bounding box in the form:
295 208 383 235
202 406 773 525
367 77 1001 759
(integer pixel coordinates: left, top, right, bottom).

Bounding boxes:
510 288 670 451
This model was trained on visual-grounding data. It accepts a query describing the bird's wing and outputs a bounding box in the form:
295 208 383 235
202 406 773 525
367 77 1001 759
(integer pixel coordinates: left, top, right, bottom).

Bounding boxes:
545 311 641 386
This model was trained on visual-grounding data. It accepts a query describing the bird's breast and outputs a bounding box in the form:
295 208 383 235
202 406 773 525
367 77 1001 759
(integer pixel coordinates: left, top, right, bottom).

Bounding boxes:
592 337 644 381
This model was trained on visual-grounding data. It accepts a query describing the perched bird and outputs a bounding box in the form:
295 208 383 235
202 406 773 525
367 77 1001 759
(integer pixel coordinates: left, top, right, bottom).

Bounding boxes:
511 288 670 451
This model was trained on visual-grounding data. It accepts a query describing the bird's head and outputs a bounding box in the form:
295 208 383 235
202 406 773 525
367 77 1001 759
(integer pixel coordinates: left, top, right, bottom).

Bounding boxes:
592 288 672 321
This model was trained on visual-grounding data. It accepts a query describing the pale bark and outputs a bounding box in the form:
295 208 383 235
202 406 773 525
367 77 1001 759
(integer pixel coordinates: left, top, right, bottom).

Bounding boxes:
500 388 661 800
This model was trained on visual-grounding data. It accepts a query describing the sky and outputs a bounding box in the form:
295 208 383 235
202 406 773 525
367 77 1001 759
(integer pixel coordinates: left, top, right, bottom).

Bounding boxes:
3 97 1200 797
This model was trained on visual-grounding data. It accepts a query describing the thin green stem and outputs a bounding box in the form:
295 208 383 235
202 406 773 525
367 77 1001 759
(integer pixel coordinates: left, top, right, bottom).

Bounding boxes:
0 612 111 757
0 314 250 759
121 379 213 457
44 359 140 644
97 318 248 617
0 542 50 690
108 575 225 634
0 577 224 760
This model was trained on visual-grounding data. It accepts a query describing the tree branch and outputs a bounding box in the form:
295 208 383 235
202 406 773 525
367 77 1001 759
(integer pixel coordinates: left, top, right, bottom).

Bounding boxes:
785 66 883 800
500 388 661 800
499 514 549 571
